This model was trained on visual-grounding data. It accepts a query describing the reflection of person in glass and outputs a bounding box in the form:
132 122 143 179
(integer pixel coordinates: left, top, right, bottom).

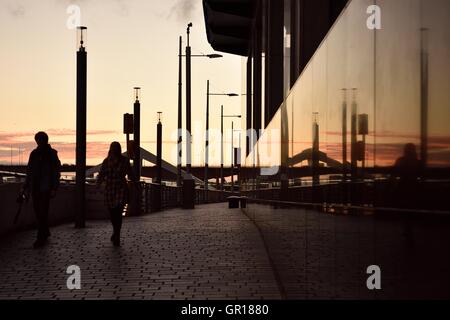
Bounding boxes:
392 143 422 208
391 143 422 246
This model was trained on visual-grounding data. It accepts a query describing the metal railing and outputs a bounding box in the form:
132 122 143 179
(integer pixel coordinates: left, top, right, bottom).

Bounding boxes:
139 182 233 214
242 179 450 214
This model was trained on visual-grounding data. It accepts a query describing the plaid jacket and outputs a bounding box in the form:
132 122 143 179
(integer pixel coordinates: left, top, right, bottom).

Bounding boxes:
97 156 134 209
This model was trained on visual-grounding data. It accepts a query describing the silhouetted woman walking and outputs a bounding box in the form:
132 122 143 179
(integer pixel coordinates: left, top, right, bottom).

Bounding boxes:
97 142 135 247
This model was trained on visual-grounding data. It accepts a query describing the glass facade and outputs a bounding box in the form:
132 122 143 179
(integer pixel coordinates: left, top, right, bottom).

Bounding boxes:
283 0 291 98
244 0 450 210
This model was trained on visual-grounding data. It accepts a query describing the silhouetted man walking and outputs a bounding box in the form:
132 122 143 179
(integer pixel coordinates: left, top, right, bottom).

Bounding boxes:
23 132 61 248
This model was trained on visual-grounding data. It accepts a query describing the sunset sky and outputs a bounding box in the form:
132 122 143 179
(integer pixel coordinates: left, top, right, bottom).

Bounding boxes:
0 0 243 166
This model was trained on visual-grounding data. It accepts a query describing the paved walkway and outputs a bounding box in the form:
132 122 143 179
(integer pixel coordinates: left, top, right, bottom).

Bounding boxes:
2 203 450 300
0 204 281 300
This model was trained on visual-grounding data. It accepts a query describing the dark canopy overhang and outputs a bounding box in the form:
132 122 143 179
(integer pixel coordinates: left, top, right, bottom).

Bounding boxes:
203 0 255 56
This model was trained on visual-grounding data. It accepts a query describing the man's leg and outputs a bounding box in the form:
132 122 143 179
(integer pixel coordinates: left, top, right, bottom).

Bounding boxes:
32 192 42 241
39 192 51 239
35 192 50 241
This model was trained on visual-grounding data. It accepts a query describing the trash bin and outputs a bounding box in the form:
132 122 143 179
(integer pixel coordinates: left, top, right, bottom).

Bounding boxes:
240 196 247 209
228 196 240 209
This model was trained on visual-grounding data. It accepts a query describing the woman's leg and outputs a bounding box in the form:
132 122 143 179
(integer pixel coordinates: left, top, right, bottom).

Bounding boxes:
109 204 124 245
109 207 119 239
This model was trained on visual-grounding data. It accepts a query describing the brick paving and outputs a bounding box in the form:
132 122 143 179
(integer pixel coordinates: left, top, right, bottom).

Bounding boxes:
1 202 449 300
0 204 280 300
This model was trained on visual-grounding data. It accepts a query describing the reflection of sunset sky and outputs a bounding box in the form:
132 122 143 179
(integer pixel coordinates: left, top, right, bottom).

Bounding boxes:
288 131 450 168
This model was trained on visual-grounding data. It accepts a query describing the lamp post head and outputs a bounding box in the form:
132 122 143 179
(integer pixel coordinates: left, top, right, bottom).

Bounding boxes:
76 26 87 51
133 87 141 102
187 22 193 35
157 112 163 123
313 112 319 124
187 22 193 46
207 54 223 59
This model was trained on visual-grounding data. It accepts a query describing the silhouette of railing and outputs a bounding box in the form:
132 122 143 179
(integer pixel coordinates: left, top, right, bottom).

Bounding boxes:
139 182 232 214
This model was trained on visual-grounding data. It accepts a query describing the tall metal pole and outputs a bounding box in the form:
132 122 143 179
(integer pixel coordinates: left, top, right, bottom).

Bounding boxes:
155 112 163 212
177 36 183 186
75 26 87 229
186 24 192 174
342 89 347 181
132 88 141 216
420 28 429 173
124 113 133 158
238 131 242 193
312 113 320 186
157 113 163 184
205 80 210 198
220 105 224 194
133 88 141 181
350 88 357 181
231 121 234 194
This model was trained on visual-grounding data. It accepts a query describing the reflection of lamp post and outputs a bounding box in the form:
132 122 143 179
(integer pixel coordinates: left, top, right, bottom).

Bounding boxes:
420 28 429 172
312 112 320 186
75 26 87 229
358 114 369 173
351 88 358 181
341 89 348 181
205 80 238 198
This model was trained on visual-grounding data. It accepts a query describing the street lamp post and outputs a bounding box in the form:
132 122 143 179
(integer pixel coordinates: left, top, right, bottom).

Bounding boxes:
75 26 87 229
177 28 222 186
123 113 134 157
133 87 141 182
205 80 210 199
230 124 242 195
186 23 192 175
131 87 142 216
220 110 241 197
231 121 234 194
204 81 238 201
238 131 242 193
153 112 163 212
177 36 183 187
221 105 224 194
